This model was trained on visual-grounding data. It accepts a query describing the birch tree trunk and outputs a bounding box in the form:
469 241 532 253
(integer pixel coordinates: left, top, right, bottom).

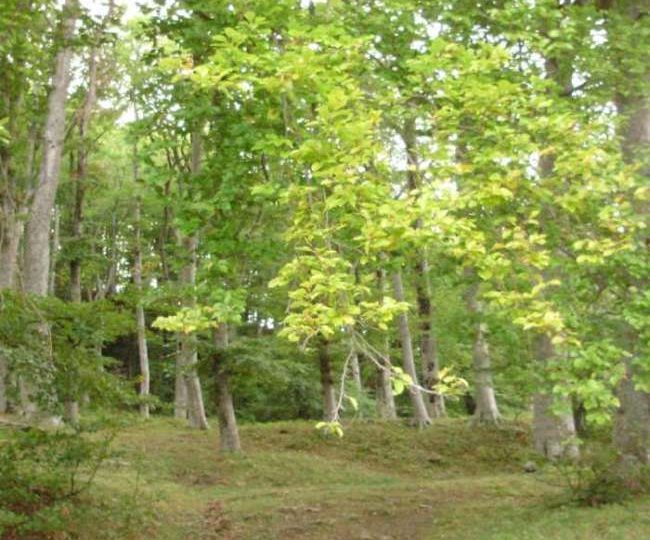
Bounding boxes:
532 333 579 460
466 284 500 425
212 325 241 452
318 339 337 421
392 270 431 427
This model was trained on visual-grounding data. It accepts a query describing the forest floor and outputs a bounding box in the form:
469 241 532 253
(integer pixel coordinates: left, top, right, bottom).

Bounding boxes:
77 417 650 540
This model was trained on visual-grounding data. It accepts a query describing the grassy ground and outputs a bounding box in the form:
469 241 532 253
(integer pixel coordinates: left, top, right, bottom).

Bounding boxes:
74 417 650 540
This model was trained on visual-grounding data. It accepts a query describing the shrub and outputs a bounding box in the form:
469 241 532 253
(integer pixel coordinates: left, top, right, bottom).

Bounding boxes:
0 427 113 538
554 445 650 506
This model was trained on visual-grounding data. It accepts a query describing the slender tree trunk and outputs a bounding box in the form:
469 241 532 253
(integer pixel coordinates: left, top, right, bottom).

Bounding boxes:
375 343 397 420
0 205 24 290
0 353 7 414
23 0 77 297
133 198 150 419
532 333 579 460
174 334 188 420
176 130 208 430
349 351 362 392
392 270 431 427
375 270 397 419
318 339 337 421
466 284 500 425
212 325 241 452
69 49 98 303
48 207 59 295
401 117 445 418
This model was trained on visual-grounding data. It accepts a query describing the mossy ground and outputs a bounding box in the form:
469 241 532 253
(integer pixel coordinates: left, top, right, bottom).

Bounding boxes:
87 417 650 539
3 415 650 539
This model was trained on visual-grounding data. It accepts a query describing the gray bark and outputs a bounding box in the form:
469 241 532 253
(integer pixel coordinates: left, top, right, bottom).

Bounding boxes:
614 357 650 464
349 350 362 392
392 270 431 427
0 206 25 290
532 334 579 460
175 131 208 430
318 340 337 422
212 325 241 452
23 0 77 297
174 334 188 420
0 353 7 413
401 118 445 418
48 207 59 295
375 271 397 419
375 347 397 420
134 198 150 419
466 285 500 425
613 62 650 464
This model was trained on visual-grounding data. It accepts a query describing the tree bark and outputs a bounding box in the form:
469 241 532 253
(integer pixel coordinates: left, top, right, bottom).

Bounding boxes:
134 197 150 419
23 0 77 297
318 339 337 421
392 270 431 427
0 205 25 290
401 117 445 418
375 270 397 419
349 350 362 392
48 206 59 295
613 80 649 464
212 325 241 452
532 333 579 460
0 353 7 414
466 284 500 425
175 130 209 430
174 334 188 420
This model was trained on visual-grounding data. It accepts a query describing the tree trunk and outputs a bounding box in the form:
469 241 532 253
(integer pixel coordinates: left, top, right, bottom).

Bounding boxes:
466 284 500 425
23 0 77 297
392 270 431 427
318 339 337 421
401 117 445 418
0 353 7 414
174 335 188 420
375 270 397 419
48 207 59 295
532 333 579 460
175 130 208 430
212 325 241 452
0 205 24 290
133 198 150 419
612 14 649 461
349 351 362 392
375 346 397 420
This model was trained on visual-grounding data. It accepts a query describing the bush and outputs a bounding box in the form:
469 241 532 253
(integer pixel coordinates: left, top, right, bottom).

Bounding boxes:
0 427 112 538
554 445 650 506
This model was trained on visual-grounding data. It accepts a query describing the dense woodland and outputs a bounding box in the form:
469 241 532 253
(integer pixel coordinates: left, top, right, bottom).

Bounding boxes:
0 0 649 538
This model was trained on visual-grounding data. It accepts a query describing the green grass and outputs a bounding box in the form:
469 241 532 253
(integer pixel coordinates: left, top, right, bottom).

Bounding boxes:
3 415 650 539
87 417 650 539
